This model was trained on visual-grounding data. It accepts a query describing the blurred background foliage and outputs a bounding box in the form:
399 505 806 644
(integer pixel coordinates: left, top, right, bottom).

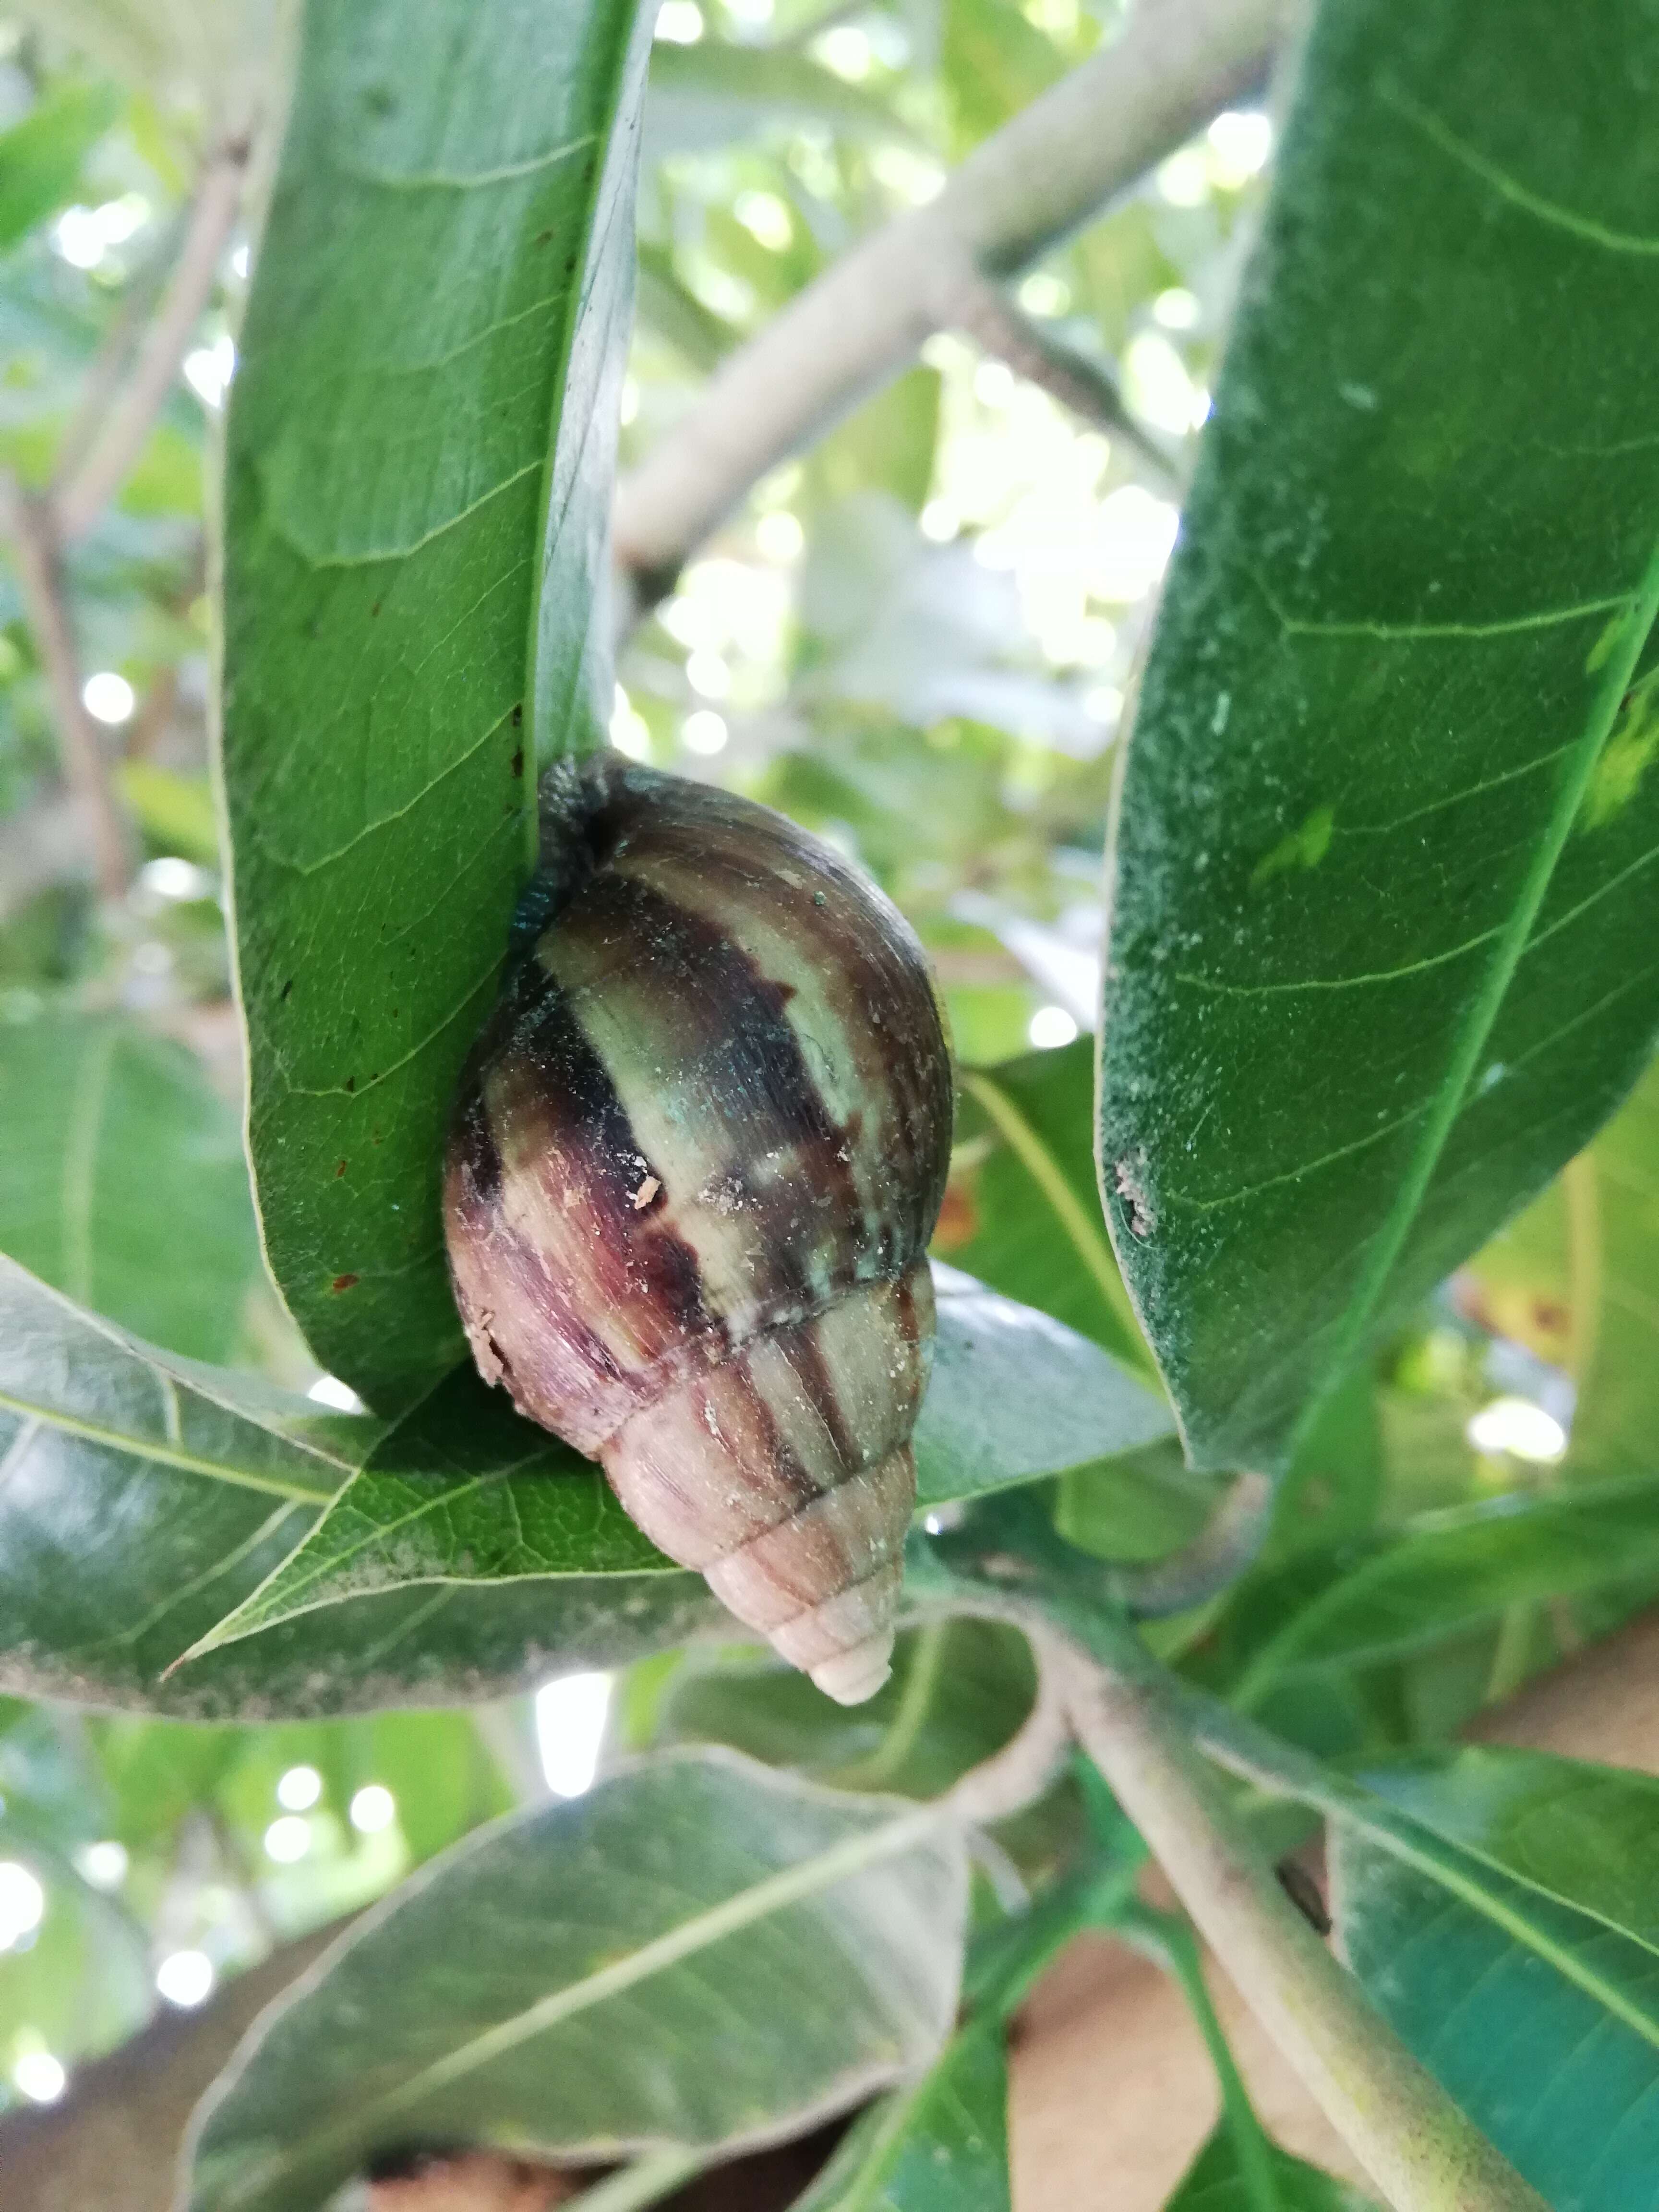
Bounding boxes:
0 0 1645 2153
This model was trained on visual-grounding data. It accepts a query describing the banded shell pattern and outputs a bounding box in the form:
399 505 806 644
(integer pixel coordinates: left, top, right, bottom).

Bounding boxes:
443 755 954 1703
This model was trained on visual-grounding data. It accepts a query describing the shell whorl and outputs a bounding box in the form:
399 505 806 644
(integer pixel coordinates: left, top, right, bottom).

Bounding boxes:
443 755 954 1702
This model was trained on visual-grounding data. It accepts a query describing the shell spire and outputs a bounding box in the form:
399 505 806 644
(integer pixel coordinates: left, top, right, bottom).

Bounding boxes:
443 754 954 1702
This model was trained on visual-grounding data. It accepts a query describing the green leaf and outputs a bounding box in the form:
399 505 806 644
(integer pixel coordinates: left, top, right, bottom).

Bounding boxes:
917 1265 1172 1506
1332 1797 1659 2211
1164 2124 1378 2211
1468 1055 1659 1487
1356 1747 1659 1961
184 1750 967 2212
1196 1721 1659 2212
1098 0 1659 1474
116 760 221 866
644 41 913 160
941 0 1063 156
1225 1476 1659 1709
175 1365 675 1663
787 2019 1009 2212
0 1011 261 1361
659 1618 1036 1800
807 367 941 517
0 82 119 251
636 240 737 370
946 1041 1152 1376
1052 1437 1220 1565
221 0 652 1417
0 1258 710 1718
174 1268 1171 1659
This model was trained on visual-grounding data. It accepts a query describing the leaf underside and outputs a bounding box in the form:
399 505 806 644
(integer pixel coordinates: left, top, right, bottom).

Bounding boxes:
185 1752 966 2212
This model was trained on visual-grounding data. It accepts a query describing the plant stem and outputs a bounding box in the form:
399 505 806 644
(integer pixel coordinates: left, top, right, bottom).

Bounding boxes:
941 1642 1072 1827
1040 1624 1546 2212
612 0 1297 610
0 472 130 899
943 273 1183 490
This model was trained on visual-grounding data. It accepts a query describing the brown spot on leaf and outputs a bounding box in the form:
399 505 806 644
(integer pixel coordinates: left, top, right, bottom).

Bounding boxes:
335 1159 348 1178
332 1274 360 1293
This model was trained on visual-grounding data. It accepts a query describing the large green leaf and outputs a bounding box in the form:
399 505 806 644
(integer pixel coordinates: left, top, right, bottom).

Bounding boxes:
0 1258 710 1719
1332 1801 1659 2212
786 2020 1009 2212
0 81 118 250
1098 0 1659 1474
1222 1476 1659 1710
1189 1719 1659 2212
221 0 651 1417
0 1011 260 1362
177 1268 1176 1659
185 1751 967 2212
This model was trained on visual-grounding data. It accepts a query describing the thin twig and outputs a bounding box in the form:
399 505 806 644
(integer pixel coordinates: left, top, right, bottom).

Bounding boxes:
613 0 1296 611
941 1642 1072 1827
52 136 250 543
1112 1467 1275 1618
942 271 1183 490
51 242 172 490
0 471 130 898
1040 1624 1546 2212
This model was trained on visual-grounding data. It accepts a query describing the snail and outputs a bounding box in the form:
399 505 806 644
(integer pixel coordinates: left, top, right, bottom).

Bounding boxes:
443 752 954 1703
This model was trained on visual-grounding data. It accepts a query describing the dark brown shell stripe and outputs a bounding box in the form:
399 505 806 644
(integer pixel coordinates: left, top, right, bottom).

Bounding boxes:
444 756 954 1702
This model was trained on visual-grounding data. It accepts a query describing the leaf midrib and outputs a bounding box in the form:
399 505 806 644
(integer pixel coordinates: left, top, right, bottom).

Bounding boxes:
0 1386 337 1506
185 1453 676 1659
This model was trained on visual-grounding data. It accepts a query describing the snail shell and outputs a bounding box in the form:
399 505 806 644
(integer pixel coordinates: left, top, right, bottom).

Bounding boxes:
443 754 954 1702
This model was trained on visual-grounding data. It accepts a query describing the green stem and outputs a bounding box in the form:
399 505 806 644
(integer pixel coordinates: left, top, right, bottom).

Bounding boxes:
1484 1602 1536 1707
1029 1612 1546 2212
